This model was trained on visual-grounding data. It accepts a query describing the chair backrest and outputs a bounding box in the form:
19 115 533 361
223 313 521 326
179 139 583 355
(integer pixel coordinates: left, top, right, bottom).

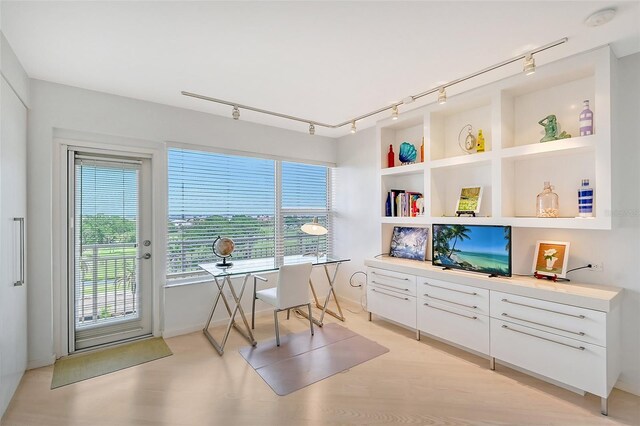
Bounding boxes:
276 263 313 309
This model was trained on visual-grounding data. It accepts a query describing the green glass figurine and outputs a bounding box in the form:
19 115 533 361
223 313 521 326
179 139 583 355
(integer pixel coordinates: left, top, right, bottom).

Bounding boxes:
538 115 571 142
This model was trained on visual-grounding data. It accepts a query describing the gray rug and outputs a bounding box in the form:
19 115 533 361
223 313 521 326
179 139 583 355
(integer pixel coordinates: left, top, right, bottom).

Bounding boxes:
239 323 389 396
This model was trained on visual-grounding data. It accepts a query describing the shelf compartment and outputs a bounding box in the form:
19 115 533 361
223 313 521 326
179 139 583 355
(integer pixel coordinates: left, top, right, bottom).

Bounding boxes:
381 162 424 176
501 150 595 219
430 160 492 218
428 94 493 161
500 73 595 149
380 113 424 171
501 135 595 160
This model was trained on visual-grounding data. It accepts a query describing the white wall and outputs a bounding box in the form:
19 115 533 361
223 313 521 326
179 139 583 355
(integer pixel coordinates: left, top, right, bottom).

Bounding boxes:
26 79 336 367
333 53 640 395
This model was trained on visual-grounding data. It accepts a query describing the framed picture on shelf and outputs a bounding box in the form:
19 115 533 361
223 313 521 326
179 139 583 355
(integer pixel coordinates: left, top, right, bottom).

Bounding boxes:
532 240 571 278
389 226 429 261
456 186 483 215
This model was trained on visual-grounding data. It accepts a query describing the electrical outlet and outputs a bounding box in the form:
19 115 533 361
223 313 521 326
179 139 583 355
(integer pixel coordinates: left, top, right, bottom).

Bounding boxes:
590 262 604 272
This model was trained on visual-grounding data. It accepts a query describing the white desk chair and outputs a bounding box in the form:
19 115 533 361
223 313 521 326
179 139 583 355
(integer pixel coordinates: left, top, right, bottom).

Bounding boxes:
253 263 314 346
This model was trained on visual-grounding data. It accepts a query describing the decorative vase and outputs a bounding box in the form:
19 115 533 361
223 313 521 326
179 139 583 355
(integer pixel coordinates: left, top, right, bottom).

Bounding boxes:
579 100 594 136
387 144 395 168
546 257 558 270
399 142 417 164
536 181 559 218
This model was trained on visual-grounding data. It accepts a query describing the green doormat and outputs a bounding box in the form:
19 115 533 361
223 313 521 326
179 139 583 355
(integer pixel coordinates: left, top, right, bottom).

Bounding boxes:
51 337 172 389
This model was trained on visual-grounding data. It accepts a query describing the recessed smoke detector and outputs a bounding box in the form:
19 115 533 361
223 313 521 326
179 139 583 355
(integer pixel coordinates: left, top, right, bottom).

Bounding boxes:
585 8 616 27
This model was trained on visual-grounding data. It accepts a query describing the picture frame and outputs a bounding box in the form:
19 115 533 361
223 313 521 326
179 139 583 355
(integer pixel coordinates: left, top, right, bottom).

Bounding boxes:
456 186 483 214
532 240 571 278
389 226 429 261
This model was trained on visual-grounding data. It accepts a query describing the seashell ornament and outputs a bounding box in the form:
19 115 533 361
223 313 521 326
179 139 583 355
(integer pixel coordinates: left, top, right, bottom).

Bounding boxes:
399 142 417 164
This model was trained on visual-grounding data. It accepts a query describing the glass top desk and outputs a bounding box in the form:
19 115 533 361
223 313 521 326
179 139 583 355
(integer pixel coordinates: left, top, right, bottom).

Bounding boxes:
199 255 350 355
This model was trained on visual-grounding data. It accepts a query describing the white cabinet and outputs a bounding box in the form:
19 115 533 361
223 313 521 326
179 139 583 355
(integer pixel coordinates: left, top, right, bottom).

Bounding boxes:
418 299 490 355
491 319 607 397
364 258 621 415
0 78 28 417
367 267 416 329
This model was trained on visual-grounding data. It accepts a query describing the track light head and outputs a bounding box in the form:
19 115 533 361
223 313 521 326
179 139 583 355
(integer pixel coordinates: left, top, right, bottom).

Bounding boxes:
391 105 399 120
524 54 536 75
309 123 315 135
232 106 240 120
350 121 357 134
438 87 447 105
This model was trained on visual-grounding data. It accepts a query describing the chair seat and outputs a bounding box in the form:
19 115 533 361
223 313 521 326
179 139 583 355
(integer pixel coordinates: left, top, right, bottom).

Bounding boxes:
255 287 278 307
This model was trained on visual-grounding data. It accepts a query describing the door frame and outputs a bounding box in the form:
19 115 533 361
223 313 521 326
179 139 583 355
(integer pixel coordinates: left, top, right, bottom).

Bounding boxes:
53 136 166 358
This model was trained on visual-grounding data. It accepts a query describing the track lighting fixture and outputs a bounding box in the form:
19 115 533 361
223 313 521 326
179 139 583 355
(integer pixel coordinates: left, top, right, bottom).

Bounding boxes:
523 54 536 75
438 87 447 105
182 37 567 134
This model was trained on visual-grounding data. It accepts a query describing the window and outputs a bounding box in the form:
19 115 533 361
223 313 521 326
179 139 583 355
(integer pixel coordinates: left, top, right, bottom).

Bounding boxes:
167 148 331 279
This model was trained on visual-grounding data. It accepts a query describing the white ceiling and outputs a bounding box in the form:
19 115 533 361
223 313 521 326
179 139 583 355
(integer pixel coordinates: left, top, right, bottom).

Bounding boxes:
2 1 639 137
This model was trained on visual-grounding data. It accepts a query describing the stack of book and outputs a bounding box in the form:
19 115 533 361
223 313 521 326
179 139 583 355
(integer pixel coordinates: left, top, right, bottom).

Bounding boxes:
385 190 424 217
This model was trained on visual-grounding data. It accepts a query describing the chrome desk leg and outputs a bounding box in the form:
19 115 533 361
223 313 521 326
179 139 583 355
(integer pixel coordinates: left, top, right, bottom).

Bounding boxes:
297 262 345 327
601 397 608 416
252 276 257 330
203 274 256 356
274 310 280 347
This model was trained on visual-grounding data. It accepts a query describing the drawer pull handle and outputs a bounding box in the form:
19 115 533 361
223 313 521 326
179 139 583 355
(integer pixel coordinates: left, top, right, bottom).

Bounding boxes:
371 271 410 281
423 303 477 320
424 282 477 296
372 288 409 301
501 325 585 351
501 298 586 319
372 281 409 292
501 313 585 336
424 294 477 309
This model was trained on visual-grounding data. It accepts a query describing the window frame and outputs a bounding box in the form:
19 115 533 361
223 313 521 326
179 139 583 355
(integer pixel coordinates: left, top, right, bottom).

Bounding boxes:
166 146 333 284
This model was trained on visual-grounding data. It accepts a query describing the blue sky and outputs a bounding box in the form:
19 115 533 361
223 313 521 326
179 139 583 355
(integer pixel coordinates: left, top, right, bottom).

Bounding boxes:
437 225 509 255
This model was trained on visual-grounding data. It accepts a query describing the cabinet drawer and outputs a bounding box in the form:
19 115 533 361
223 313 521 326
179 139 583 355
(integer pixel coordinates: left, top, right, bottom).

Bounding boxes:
367 286 416 328
418 300 489 355
491 292 606 347
419 278 489 315
367 268 416 296
491 319 607 397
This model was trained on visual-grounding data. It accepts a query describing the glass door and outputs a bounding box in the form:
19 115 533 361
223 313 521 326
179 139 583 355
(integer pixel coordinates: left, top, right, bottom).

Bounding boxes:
68 151 153 352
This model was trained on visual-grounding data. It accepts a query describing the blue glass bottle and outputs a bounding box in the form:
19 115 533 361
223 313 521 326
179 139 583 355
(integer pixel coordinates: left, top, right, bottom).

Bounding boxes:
578 179 593 217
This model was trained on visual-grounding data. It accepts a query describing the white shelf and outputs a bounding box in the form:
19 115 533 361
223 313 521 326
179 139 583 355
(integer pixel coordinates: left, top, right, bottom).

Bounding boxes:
501 135 596 160
376 46 611 249
381 216 429 225
429 151 495 170
429 216 496 226
381 162 424 176
505 217 609 230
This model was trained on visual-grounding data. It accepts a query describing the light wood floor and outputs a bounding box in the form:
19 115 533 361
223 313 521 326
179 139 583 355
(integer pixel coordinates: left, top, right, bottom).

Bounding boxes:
2 302 639 426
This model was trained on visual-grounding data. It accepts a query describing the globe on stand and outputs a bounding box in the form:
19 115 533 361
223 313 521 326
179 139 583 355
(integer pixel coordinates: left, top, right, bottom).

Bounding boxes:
212 236 235 267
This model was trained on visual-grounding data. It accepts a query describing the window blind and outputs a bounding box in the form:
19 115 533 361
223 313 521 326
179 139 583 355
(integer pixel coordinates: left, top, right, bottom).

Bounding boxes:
167 149 332 280
167 149 276 276
74 158 140 328
280 162 331 257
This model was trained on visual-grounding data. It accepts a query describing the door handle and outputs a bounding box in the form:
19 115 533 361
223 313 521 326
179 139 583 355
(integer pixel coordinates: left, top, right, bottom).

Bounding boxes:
13 218 25 286
138 253 151 260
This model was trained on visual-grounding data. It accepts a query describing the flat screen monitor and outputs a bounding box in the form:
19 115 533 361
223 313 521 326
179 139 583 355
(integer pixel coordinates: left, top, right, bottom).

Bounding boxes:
432 224 512 277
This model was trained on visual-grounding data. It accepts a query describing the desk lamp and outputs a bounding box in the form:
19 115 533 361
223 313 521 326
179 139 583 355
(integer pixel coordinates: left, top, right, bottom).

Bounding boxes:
300 217 328 258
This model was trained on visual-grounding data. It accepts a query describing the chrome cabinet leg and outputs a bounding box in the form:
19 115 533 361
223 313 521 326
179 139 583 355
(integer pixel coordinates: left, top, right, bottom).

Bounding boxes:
416 329 420 341
601 397 608 416
368 312 372 321
307 303 314 336
287 309 290 320
489 357 496 371
274 310 280 346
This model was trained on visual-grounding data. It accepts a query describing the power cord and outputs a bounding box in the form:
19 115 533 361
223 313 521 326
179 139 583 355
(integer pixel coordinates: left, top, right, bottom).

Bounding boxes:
345 270 367 314
514 264 593 282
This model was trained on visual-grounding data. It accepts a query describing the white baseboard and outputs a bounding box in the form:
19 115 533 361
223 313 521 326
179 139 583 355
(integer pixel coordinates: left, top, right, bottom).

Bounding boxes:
27 354 57 370
162 307 273 339
614 378 640 397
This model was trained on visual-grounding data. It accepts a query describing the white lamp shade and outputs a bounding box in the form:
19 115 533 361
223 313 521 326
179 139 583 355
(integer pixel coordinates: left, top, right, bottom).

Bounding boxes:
300 218 328 236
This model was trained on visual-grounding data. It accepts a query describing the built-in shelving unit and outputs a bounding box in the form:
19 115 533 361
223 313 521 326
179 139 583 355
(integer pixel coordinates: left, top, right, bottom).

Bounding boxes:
376 47 613 250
